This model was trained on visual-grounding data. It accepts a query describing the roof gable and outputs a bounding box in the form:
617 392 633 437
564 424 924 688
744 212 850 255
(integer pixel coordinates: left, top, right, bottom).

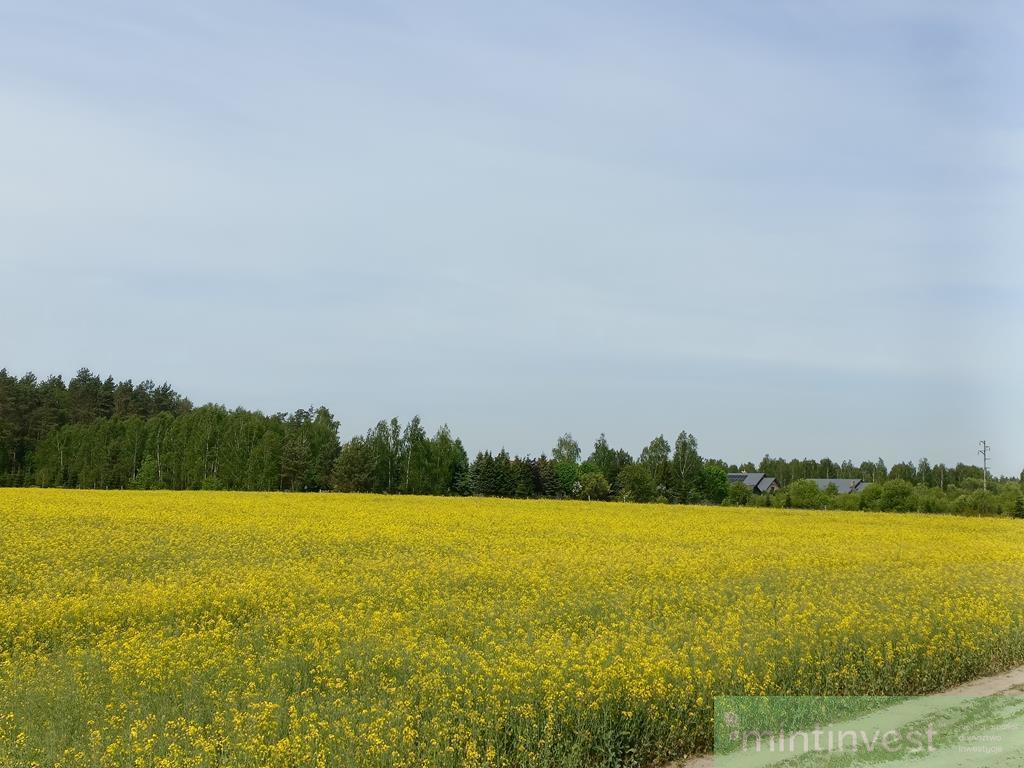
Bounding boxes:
810 478 864 494
727 472 777 492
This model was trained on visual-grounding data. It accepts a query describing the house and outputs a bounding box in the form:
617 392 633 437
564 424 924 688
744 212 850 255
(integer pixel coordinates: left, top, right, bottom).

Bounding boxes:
810 478 868 494
727 472 780 494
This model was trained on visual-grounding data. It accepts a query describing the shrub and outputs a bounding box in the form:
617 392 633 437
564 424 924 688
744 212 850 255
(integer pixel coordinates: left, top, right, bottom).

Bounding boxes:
953 490 1002 517
831 492 862 511
859 483 883 510
879 479 916 512
787 480 823 509
914 486 951 514
725 481 752 507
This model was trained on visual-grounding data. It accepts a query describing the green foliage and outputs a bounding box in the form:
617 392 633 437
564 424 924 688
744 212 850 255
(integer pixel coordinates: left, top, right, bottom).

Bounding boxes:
430 427 470 496
617 463 656 503
200 476 224 491
879 479 916 512
334 418 466 495
888 462 916 483
670 430 702 503
551 433 581 465
331 437 375 492
1014 496 1024 519
828 491 863 511
577 471 611 501
552 460 579 498
131 457 160 490
787 480 824 509
535 456 561 498
0 368 190 486
859 483 882 510
766 479 1016 517
24 400 337 492
725 481 753 506
953 490 1002 517
640 435 672 495
700 463 729 504
587 435 631 490
3 367 1020 517
914 485 951 514
511 456 534 498
468 450 515 497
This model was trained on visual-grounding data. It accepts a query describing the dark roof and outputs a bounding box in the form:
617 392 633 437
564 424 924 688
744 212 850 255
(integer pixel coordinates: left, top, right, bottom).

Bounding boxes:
810 478 864 494
727 472 778 492
728 472 763 489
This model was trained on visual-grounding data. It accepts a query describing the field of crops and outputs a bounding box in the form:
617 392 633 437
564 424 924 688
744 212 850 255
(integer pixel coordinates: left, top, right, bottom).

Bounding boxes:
1 489 1023 767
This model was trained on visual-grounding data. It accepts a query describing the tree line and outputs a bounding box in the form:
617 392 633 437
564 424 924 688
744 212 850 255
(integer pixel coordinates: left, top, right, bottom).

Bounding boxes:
750 455 991 490
0 369 337 491
1 368 1021 517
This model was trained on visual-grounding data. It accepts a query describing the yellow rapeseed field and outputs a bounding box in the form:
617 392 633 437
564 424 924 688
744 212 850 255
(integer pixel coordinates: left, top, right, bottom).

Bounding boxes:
1 488 1022 768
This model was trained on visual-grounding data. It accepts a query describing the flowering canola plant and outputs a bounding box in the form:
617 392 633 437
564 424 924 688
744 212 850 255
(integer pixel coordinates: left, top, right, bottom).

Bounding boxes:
1 488 1022 767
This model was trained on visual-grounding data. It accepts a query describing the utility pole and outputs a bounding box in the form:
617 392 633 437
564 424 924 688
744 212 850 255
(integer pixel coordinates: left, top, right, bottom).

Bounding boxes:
978 440 991 491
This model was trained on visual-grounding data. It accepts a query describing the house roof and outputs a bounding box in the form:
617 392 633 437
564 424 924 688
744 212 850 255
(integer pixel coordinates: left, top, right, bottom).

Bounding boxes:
727 472 778 492
810 478 864 494
727 472 761 489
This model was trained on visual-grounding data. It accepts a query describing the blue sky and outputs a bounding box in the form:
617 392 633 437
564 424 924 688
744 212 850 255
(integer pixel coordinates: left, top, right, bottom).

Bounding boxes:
2 1 1021 474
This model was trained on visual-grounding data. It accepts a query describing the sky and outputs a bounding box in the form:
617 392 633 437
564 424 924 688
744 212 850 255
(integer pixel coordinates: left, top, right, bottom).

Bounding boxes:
1 1 1022 475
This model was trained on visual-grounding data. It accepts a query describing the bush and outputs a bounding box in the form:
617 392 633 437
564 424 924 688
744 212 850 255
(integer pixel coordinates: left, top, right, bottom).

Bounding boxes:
787 480 824 509
879 479 916 512
725 481 753 507
858 483 882 510
914 485 951 514
830 492 862 511
954 490 1002 516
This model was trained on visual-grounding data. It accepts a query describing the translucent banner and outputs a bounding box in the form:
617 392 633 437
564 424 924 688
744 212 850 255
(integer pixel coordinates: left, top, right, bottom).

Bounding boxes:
713 694 1024 766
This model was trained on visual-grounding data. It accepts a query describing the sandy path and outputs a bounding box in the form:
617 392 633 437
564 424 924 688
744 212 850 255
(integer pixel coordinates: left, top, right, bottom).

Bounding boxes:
666 664 1024 767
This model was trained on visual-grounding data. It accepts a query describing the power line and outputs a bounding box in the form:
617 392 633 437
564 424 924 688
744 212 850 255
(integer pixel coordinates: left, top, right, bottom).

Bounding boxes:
978 440 990 491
